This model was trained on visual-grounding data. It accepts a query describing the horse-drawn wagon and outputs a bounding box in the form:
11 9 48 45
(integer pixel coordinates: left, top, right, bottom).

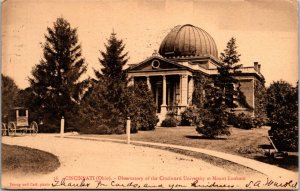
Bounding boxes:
2 107 38 136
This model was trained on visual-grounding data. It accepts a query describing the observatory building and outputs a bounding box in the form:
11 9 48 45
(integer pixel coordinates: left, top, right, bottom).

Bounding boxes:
128 24 264 122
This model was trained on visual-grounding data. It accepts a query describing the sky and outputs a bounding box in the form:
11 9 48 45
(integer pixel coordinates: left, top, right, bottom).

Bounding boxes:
2 0 298 89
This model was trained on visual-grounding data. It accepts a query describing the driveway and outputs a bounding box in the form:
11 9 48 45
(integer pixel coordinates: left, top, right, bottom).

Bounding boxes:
2 134 288 189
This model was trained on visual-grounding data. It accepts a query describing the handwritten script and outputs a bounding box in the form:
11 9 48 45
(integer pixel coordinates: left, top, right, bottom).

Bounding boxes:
245 178 298 189
51 177 298 189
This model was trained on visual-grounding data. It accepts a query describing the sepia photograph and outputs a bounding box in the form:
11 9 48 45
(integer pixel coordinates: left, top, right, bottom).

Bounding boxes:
1 0 298 189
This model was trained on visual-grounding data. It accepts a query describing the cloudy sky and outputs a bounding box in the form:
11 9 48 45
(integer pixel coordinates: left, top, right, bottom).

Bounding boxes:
2 0 298 89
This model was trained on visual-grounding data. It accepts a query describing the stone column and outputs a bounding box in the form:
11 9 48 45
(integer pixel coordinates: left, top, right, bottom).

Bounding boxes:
162 75 167 106
161 75 167 116
180 74 188 106
188 76 194 105
146 76 151 90
179 75 182 104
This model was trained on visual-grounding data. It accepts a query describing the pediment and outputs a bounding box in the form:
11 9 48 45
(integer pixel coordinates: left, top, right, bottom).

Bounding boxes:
129 56 189 72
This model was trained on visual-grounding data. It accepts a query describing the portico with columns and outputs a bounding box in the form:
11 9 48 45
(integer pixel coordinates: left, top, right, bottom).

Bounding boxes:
128 56 194 122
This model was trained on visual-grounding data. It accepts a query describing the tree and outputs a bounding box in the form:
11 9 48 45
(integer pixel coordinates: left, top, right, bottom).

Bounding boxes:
76 79 126 134
29 17 88 127
95 32 128 82
15 87 40 122
266 80 298 151
195 81 230 138
127 81 157 131
216 37 242 108
266 80 298 126
195 38 242 138
77 32 158 134
77 32 129 134
192 73 210 108
1 74 19 122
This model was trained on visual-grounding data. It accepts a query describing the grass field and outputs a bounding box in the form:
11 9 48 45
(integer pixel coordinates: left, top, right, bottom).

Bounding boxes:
85 126 298 172
2 144 60 176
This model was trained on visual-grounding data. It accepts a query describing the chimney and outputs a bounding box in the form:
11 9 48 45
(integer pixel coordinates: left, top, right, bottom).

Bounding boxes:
254 62 259 71
257 64 261 73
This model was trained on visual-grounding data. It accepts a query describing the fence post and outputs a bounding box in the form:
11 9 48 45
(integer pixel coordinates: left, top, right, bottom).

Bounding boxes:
126 117 131 144
60 116 65 138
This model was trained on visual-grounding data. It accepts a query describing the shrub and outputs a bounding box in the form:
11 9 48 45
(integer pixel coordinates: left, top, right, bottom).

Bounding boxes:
180 107 196 126
127 81 157 131
266 81 298 126
196 108 230 138
227 112 261 129
236 113 254 129
252 117 266 128
266 81 298 151
227 112 240 126
269 125 298 152
195 84 230 138
161 117 177 127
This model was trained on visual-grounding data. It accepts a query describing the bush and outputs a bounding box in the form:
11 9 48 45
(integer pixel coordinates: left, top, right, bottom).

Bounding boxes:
194 84 231 138
228 112 257 129
227 112 239 126
266 81 298 126
266 81 298 151
252 117 266 128
161 117 177 127
128 81 157 131
180 107 196 126
269 125 298 152
195 108 230 138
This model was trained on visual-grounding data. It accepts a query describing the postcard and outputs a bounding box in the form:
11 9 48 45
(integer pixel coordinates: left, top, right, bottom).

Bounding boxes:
2 0 298 190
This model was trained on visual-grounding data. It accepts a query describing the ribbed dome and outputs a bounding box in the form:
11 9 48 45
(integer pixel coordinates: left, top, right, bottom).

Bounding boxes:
159 24 218 58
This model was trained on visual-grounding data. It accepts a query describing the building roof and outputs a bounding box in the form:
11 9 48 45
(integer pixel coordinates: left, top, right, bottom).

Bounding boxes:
159 24 218 59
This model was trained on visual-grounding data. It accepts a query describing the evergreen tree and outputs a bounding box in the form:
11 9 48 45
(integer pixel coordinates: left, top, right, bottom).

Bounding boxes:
95 32 128 82
77 32 158 134
1 74 19 122
127 81 157 131
195 81 231 138
192 73 210 108
78 32 129 134
195 37 242 138
216 37 242 108
29 17 88 126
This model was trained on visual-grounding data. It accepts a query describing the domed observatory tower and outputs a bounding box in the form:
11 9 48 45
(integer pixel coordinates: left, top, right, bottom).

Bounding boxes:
159 24 218 60
128 24 264 123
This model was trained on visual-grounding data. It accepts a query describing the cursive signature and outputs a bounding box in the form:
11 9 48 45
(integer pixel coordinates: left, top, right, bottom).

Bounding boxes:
245 178 298 188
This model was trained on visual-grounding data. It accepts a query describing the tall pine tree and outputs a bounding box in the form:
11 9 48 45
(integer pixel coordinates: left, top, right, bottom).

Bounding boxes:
78 32 158 134
78 32 129 134
29 18 88 126
95 32 128 82
195 38 242 138
216 37 242 108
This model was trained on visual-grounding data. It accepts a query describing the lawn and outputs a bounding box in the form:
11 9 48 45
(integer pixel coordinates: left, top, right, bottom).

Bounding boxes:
84 126 298 172
2 144 60 176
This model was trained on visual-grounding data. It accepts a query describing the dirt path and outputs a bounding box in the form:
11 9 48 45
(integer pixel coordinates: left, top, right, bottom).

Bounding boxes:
2 134 273 189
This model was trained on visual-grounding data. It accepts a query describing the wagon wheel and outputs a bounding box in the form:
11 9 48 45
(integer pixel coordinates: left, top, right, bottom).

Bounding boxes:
8 122 16 136
30 121 38 136
2 123 7 136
